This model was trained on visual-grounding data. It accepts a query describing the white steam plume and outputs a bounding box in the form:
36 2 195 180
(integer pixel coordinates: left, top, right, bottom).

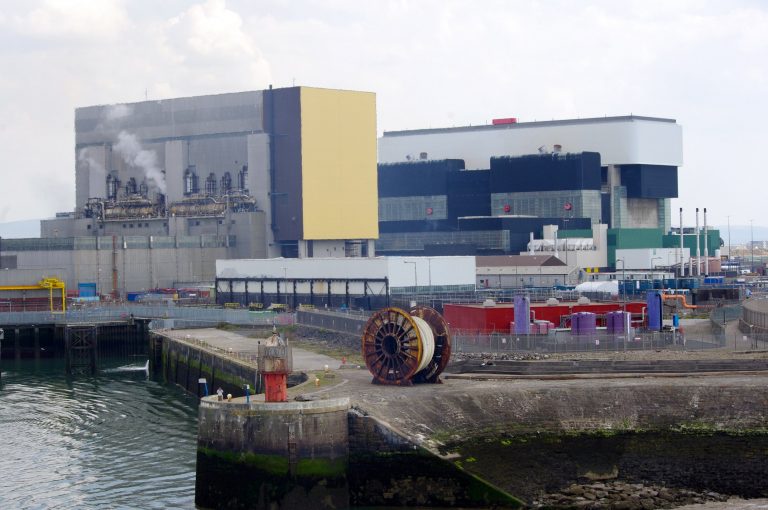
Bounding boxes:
78 147 105 175
105 104 132 122
114 131 167 194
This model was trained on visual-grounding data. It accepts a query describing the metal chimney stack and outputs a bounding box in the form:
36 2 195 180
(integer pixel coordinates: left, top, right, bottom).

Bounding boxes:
695 208 701 276
679 208 685 277
704 208 709 276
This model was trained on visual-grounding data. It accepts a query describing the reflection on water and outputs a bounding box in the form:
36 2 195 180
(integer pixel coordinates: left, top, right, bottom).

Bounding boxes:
0 359 198 509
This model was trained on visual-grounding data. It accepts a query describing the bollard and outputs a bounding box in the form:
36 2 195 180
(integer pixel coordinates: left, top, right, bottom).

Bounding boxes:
227 393 233 402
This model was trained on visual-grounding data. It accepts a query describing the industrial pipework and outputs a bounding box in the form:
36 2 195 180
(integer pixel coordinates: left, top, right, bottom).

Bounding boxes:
361 306 451 386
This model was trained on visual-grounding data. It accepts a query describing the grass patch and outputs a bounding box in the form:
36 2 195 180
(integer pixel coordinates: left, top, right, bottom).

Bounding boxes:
289 339 365 366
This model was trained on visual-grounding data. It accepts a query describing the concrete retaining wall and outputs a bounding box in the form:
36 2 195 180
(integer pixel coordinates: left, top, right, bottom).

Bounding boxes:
195 397 351 510
157 334 260 398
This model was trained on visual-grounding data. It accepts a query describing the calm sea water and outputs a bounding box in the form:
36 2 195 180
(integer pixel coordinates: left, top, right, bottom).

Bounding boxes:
0 359 199 509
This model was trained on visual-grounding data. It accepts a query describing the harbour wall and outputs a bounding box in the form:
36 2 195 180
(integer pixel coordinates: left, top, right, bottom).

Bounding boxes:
152 333 261 398
194 397 522 509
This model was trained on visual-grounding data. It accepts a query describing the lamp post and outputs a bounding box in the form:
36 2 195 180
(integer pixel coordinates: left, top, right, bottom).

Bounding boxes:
616 258 626 304
751 219 755 274
727 215 732 273
404 260 417 303
651 256 662 286
281 267 287 304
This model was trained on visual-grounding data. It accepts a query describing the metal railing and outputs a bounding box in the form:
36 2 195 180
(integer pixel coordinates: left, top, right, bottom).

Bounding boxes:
0 305 295 327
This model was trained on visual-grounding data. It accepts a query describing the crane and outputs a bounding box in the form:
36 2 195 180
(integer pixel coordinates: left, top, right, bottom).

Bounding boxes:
0 277 67 313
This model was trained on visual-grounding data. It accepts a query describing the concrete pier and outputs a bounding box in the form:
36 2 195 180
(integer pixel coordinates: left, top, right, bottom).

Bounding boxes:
195 397 351 509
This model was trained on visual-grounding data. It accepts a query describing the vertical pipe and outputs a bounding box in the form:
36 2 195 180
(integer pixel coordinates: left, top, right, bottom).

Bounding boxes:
703 208 709 276
695 208 700 276
679 208 684 277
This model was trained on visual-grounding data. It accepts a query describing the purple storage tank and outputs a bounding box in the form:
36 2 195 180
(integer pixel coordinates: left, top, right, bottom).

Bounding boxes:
572 312 597 336
607 311 629 334
513 295 531 335
646 291 662 331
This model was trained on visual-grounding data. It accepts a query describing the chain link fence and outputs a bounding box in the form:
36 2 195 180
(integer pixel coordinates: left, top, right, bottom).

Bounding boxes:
450 329 767 354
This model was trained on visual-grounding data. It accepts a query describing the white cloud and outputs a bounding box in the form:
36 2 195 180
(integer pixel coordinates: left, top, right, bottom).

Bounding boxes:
13 0 130 39
0 0 767 227
161 0 271 91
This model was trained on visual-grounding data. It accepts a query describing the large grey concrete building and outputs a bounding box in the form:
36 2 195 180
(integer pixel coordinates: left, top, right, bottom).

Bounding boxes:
43 86 378 259
2 87 380 297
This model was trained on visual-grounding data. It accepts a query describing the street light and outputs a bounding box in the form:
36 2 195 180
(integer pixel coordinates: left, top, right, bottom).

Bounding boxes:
281 267 287 304
616 258 626 304
403 260 417 303
651 257 662 286
727 215 732 273
751 219 755 274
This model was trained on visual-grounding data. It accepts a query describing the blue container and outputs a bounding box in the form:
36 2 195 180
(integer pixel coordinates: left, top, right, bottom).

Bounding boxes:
78 282 97 297
513 295 531 335
646 291 662 331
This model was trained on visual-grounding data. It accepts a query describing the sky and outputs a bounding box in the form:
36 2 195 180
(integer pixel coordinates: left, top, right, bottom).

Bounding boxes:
0 0 766 230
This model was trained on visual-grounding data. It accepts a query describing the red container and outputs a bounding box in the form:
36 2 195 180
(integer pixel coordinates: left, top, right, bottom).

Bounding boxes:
445 301 647 334
492 117 518 125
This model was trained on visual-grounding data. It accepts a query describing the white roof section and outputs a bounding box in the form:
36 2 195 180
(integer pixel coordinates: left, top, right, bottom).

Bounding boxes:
379 115 683 169
216 256 477 289
575 280 619 296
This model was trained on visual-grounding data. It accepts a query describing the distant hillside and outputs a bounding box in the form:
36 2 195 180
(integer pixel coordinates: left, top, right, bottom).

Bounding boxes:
713 225 768 245
0 219 41 239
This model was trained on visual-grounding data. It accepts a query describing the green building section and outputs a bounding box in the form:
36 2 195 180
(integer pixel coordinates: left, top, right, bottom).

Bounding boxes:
661 230 722 258
561 227 722 268
557 229 593 239
607 228 664 266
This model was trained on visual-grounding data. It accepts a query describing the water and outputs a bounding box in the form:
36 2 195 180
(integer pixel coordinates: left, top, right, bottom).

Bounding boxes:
0 359 199 509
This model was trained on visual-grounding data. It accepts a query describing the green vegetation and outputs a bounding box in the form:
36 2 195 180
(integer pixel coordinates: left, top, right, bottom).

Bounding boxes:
289 339 364 366
199 447 289 476
295 457 347 478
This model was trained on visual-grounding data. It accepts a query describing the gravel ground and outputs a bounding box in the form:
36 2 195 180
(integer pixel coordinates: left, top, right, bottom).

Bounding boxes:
673 498 768 509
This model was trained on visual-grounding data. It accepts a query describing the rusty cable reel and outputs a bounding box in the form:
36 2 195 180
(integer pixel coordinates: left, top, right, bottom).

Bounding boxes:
361 306 451 385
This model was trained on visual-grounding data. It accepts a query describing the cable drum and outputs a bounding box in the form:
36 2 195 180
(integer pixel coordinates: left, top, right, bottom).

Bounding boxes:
362 306 451 386
411 316 435 374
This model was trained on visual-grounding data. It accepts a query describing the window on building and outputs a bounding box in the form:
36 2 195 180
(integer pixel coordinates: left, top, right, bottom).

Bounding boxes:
205 173 217 195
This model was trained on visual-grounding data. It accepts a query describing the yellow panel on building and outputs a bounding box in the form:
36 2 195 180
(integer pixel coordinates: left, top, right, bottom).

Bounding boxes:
300 87 379 240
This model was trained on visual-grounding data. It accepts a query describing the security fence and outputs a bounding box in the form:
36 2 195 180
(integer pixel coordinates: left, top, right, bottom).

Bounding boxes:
450 328 768 354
